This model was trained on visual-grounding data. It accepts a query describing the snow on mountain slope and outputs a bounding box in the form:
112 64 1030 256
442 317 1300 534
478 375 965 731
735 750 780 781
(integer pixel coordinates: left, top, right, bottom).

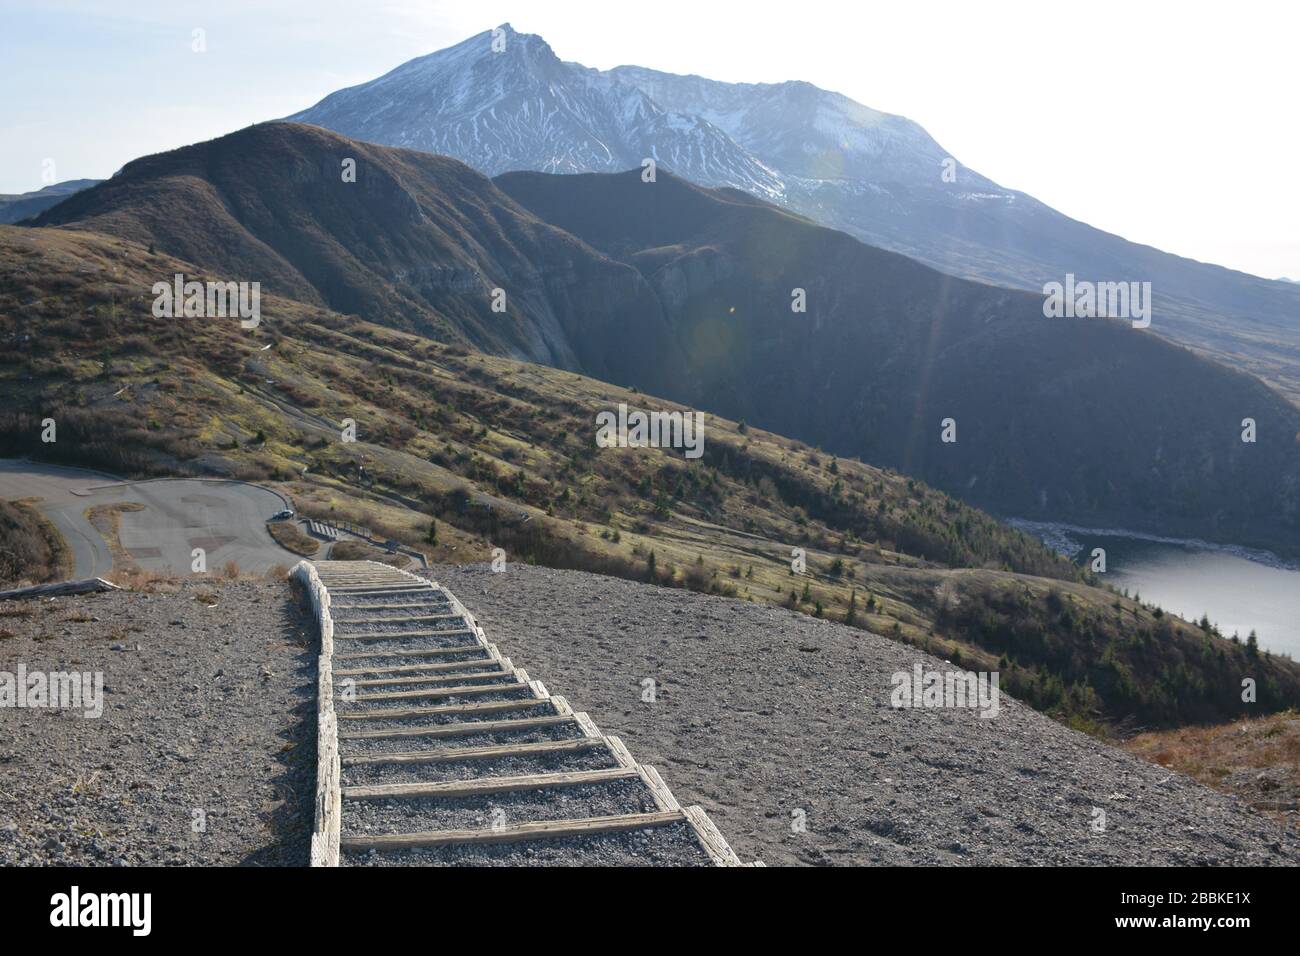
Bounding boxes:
606 66 1001 192
289 25 784 200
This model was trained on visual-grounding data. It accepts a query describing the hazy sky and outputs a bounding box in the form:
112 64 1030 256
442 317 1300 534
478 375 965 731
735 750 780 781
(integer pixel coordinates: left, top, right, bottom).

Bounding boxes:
2 0 1296 280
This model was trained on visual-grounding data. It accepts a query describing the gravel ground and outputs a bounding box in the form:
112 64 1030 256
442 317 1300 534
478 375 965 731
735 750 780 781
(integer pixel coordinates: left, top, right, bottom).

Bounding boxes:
0 579 316 866
431 564 1300 867
343 820 710 867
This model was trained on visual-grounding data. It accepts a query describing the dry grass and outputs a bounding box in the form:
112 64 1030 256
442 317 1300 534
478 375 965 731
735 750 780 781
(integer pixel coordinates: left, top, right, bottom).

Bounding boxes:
265 520 319 557
328 539 374 561
112 567 181 593
0 499 73 585
1127 710 1300 822
328 539 408 568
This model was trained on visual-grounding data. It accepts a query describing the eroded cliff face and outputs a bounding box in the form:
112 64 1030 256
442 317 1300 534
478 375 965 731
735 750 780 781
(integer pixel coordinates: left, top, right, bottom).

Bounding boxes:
644 246 736 311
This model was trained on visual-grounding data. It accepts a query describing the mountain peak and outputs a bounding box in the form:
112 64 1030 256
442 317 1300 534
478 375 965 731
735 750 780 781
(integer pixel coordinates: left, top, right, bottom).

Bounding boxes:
286 30 783 193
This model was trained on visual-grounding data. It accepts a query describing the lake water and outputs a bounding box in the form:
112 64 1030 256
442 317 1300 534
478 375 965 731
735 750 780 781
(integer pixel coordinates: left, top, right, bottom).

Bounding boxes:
1010 521 1300 660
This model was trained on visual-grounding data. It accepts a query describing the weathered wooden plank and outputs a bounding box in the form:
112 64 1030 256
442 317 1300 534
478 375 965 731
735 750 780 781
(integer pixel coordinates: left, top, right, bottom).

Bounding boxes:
603 735 637 769
350 680 526 703
334 656 495 677
294 560 341 869
346 667 508 688
334 645 488 662
337 698 549 721
0 578 120 601
342 736 604 767
637 764 682 813
338 713 575 742
343 766 638 801
331 601 451 611
311 705 341 867
332 628 476 642
316 574 410 580
683 805 742 866
333 613 462 625
340 810 686 851
323 586 434 596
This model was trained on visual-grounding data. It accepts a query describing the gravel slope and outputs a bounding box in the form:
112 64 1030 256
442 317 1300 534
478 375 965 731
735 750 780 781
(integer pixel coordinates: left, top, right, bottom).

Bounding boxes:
432 564 1299 867
0 579 315 865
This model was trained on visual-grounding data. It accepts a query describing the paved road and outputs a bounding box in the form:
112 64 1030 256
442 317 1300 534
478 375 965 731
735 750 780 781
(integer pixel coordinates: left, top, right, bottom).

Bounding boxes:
0 459 301 577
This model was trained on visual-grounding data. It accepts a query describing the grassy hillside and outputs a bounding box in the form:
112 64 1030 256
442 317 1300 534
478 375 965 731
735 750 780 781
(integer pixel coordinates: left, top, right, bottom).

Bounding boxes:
498 168 1300 560
29 123 1300 559
1126 711 1299 821
2 224 1297 732
31 122 688 402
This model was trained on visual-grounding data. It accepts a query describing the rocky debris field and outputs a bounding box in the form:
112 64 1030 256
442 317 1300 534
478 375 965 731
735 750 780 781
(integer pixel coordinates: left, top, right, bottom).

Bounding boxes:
0 579 316 866
432 564 1300 867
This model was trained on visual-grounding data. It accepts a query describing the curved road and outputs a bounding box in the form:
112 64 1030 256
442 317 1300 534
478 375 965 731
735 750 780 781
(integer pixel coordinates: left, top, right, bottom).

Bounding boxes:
0 459 301 577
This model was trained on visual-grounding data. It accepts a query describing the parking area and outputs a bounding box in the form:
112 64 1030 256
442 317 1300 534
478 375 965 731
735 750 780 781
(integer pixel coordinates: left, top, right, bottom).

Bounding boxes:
0 459 300 577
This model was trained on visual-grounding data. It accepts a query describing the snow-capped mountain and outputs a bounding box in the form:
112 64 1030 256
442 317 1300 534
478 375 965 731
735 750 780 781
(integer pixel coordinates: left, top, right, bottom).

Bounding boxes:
288 26 784 200
288 24 1300 404
607 66 996 192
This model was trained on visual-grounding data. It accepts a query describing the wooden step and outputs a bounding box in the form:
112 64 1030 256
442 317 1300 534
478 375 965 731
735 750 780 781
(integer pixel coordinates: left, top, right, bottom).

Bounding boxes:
341 810 686 851
331 602 451 611
339 713 575 742
338 698 547 722
318 574 409 580
335 613 463 625
684 805 743 865
323 582 427 587
318 575 421 582
350 681 526 704
334 645 488 662
343 766 638 801
324 586 432 595
335 657 497 677
345 668 508 688
342 736 605 767
332 628 475 642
